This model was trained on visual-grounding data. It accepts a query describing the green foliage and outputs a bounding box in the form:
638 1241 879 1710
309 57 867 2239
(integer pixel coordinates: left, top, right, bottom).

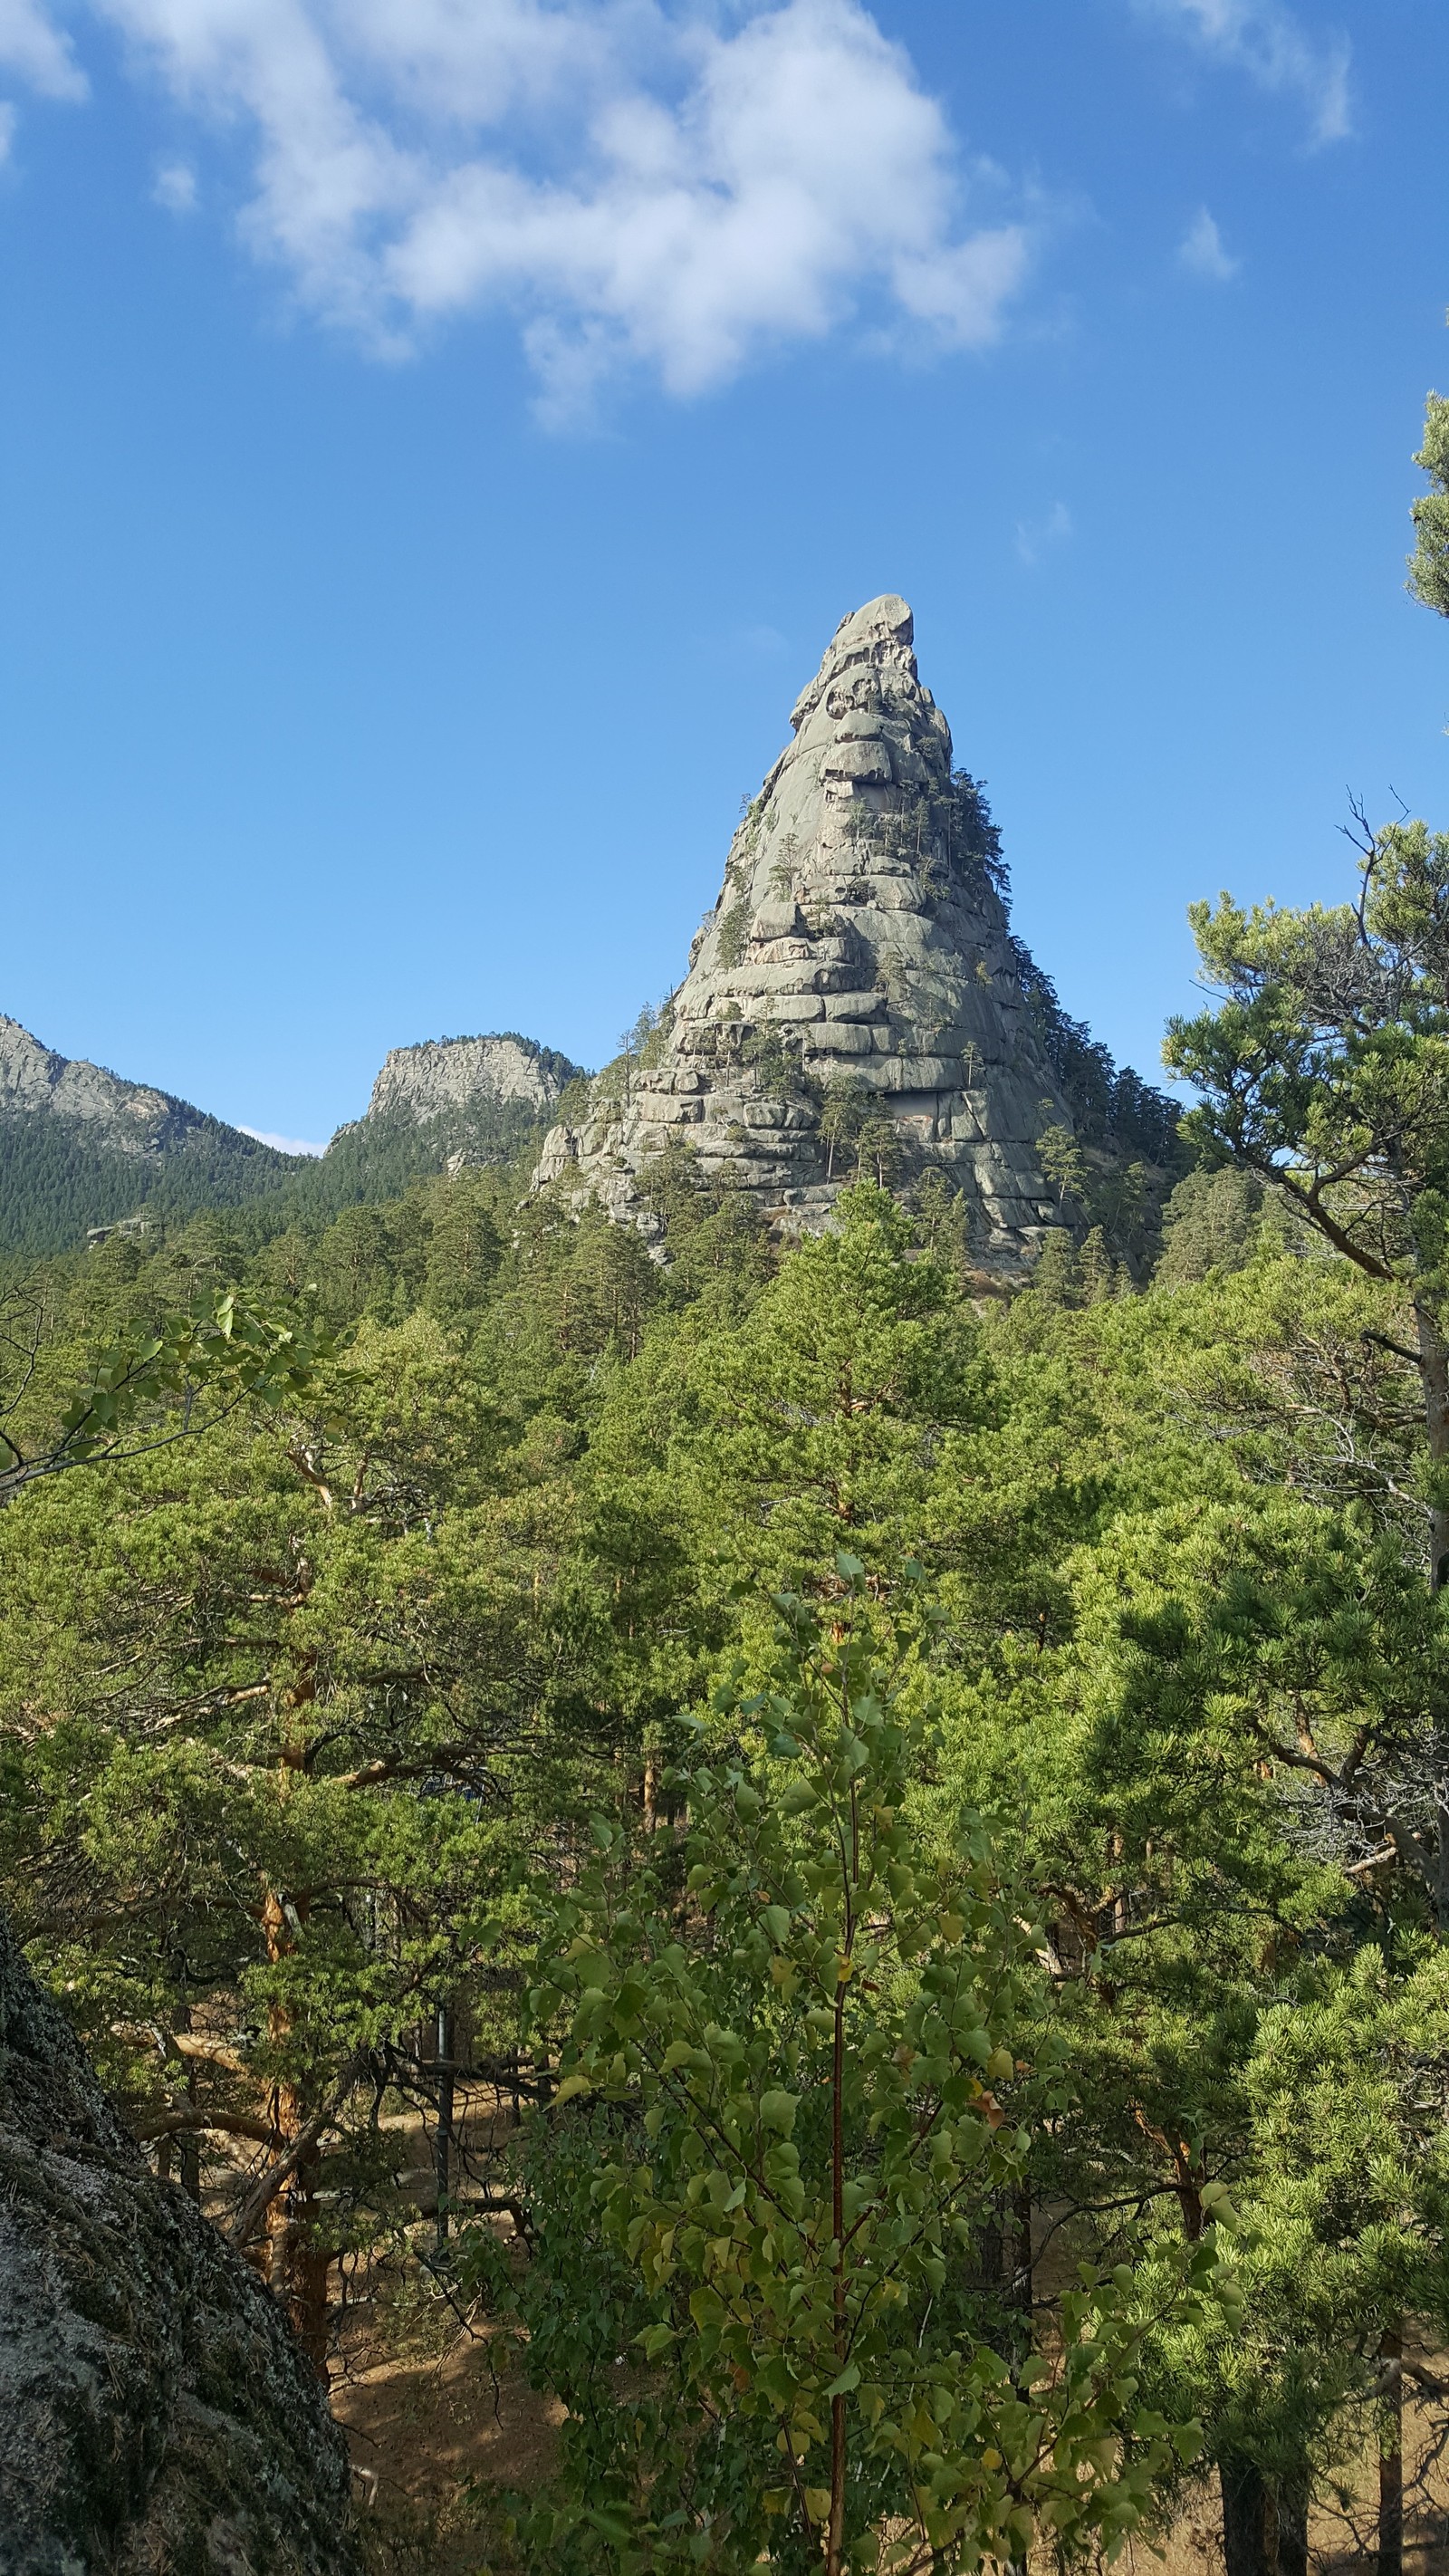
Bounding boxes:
1077 1226 1118 1303
742 1026 817 1105
0 1107 300 1257
1165 815 1449 1607
9 954 1449 2564
0 1283 333 1501
1030 1228 1080 1307
1409 387 1449 619
523 1576 1218 2575
1036 1122 1086 1212
1165 830 1449 1290
716 900 751 972
1156 1167 1273 1284
673 1186 984 1601
819 1077 870 1178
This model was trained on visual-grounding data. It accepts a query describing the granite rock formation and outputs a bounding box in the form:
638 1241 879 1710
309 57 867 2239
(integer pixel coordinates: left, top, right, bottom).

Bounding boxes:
0 1908 361 2576
534 597 1075 1267
0 1016 305 1256
0 1015 264 1160
362 1031 580 1126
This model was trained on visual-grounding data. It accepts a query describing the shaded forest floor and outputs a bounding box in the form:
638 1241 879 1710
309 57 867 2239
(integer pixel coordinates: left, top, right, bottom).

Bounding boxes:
332 2308 1449 2576
331 2292 1449 2576
331 2281 560 2574
313 2094 1449 2574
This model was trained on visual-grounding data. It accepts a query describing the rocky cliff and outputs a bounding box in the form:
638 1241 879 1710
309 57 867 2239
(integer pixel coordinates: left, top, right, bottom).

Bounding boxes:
0 1015 282 1162
364 1031 579 1124
535 595 1146 1269
0 1908 361 2576
0 1016 583 1255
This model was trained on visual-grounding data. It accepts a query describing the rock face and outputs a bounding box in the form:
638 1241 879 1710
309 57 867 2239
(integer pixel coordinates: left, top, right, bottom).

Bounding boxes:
0 1910 362 2576
0 1017 309 1257
0 1015 235 1158
534 596 1072 1266
364 1031 580 1125
0 1011 585 1254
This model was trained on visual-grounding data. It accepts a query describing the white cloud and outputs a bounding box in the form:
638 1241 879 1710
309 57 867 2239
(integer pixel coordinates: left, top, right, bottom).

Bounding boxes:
1179 205 1239 280
152 156 197 210
1139 0 1351 144
0 0 1028 408
240 1125 325 1157
0 99 15 158
1015 499 1072 567
0 0 87 99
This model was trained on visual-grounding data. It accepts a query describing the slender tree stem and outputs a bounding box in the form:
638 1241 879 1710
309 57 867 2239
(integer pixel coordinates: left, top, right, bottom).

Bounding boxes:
828 1962 848 2576
1414 1303 1449 1592
1379 2323 1404 2576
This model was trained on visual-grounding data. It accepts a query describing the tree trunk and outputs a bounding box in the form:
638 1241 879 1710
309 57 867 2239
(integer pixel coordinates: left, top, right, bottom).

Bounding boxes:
179 2049 201 2204
1379 2325 1404 2576
433 2004 455 2253
1012 2181 1033 2321
282 2148 331 2379
260 1888 331 2378
1276 2461 1310 2576
1415 1302 1449 1592
826 1982 847 2576
1220 2453 1273 2576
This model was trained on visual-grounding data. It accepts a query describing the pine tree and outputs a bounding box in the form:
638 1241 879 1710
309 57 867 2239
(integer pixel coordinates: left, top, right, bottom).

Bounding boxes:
1409 386 1449 617
1079 1226 1118 1304
1032 1229 1080 1307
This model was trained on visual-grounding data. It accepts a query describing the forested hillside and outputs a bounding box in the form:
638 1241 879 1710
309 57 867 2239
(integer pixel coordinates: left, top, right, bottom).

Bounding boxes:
4 795 1448 2571
0 1029 580 1256
5 405 1447 2576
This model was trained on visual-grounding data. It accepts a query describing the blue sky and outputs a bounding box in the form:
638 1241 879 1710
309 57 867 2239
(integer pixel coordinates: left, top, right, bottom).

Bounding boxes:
1 0 1445 1152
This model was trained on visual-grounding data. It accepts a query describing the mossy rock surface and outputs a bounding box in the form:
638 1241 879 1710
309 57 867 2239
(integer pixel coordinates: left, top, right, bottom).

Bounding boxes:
0 1911 361 2575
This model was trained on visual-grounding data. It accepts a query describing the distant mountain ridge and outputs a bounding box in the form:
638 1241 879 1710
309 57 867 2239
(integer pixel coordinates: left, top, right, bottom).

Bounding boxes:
0 1017 582 1258
0 1014 289 1163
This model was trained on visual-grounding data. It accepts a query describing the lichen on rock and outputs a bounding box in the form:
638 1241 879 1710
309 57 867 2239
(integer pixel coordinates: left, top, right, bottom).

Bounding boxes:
0 1910 361 2576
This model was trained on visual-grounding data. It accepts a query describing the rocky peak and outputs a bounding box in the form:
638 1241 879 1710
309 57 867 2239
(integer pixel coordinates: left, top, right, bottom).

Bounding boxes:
0 1014 205 1155
533 595 1073 1267
364 1032 580 1126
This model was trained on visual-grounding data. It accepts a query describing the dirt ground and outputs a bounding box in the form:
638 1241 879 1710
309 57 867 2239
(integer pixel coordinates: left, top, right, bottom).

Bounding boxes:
330 2273 561 2573
319 2093 1449 2574
324 2085 554 2572
331 2299 1448 2576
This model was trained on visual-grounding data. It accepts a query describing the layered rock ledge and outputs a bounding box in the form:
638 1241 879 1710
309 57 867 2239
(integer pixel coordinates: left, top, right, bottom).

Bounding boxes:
534 596 1068 1268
